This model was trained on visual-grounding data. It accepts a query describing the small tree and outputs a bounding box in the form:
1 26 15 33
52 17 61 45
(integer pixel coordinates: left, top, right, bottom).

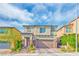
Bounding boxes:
15 40 22 52
27 43 35 53
60 34 76 52
11 40 22 52
61 34 68 45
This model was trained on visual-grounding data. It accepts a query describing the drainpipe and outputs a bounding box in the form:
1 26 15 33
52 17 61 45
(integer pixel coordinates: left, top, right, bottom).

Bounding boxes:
76 16 78 53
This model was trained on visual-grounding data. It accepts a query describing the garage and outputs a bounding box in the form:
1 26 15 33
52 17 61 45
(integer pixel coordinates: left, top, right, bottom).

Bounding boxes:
0 42 10 49
35 40 54 48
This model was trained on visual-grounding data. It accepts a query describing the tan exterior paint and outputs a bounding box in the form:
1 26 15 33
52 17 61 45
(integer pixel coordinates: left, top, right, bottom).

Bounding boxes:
23 25 57 48
23 25 56 40
24 26 51 35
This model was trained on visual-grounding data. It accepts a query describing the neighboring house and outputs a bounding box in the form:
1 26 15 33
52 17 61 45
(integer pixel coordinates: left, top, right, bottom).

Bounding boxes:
56 17 79 48
22 25 57 48
56 17 79 38
0 27 22 53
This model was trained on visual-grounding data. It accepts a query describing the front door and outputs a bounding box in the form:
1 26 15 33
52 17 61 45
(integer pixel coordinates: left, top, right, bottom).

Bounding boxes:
24 37 30 48
26 37 30 47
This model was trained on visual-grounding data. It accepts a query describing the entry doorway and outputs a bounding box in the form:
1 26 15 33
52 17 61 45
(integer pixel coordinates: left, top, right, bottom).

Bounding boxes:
24 37 30 48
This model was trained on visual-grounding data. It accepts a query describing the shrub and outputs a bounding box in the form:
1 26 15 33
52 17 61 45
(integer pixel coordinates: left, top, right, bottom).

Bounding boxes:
11 40 22 52
61 34 79 52
27 43 35 53
60 34 76 48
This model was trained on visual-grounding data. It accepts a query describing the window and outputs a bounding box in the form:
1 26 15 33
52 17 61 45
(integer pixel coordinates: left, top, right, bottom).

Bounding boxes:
27 27 32 32
0 41 10 49
40 27 46 33
0 29 8 34
52 32 57 36
66 26 72 32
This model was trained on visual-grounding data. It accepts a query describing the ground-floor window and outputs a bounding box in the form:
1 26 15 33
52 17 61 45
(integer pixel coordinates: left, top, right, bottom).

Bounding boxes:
0 41 10 49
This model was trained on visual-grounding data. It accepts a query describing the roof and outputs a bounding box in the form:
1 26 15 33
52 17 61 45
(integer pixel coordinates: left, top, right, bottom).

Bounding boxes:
68 16 79 24
56 17 79 31
0 26 21 33
23 25 57 27
0 27 14 28
21 32 34 36
21 32 33 34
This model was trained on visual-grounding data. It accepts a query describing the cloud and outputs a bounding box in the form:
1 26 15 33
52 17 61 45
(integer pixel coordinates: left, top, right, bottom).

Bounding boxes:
0 20 28 32
0 3 34 32
0 3 33 22
47 4 78 26
31 4 49 25
32 4 48 15
0 3 78 31
0 21 11 27
28 3 78 26
41 15 48 19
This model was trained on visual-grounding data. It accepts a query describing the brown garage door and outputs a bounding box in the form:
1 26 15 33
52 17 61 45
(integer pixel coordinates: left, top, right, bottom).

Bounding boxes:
35 40 54 48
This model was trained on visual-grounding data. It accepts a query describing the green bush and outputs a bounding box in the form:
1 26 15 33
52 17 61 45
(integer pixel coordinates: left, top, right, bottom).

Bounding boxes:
11 40 22 52
15 40 22 52
27 43 35 53
60 34 76 48
60 34 79 52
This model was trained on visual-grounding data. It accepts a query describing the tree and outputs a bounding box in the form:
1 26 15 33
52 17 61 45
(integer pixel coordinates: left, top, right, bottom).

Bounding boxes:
60 34 76 48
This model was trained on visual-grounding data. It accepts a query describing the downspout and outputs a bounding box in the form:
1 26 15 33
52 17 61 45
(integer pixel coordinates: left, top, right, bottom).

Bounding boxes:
76 6 78 52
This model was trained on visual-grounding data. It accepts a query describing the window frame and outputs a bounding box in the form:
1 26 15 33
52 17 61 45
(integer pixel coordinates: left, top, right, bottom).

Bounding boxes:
39 27 46 33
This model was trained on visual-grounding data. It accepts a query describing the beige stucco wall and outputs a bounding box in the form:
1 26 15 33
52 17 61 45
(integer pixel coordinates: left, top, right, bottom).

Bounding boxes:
24 26 51 35
21 33 33 47
34 26 51 35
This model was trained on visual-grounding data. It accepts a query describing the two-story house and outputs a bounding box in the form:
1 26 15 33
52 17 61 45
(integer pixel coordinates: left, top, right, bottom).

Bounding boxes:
0 27 22 53
56 17 79 38
56 17 79 48
22 25 57 49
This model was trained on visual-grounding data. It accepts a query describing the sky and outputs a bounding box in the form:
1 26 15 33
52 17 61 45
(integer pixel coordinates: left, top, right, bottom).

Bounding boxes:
0 3 78 32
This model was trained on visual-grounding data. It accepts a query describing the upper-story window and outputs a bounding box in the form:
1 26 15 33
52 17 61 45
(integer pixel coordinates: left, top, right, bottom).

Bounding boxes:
51 32 57 36
27 27 32 32
40 27 46 33
0 29 8 34
66 26 72 33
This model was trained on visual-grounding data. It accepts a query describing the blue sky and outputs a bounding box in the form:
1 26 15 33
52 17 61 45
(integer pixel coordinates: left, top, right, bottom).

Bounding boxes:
0 3 78 32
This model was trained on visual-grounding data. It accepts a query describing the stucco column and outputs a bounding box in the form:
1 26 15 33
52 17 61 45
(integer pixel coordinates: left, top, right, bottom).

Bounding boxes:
24 38 27 47
11 41 15 49
30 35 33 45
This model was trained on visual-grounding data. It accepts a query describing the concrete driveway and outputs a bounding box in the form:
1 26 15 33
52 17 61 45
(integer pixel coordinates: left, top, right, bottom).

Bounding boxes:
19 48 61 54
35 48 61 53
14 48 79 56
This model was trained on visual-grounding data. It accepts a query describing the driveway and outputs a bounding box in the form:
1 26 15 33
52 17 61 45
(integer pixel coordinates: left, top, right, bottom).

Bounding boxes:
19 48 61 53
1 48 79 56
35 48 61 53
14 48 79 56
